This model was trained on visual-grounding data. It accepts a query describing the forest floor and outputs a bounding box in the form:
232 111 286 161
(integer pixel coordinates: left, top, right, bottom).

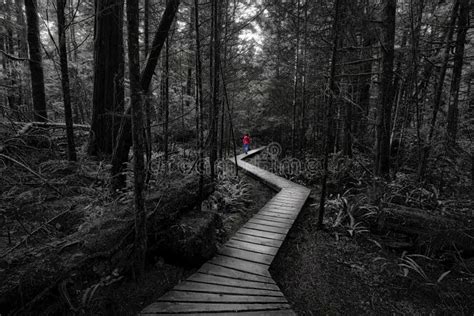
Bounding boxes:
1 123 473 314
272 200 474 315
86 173 274 315
0 122 275 314
266 151 474 315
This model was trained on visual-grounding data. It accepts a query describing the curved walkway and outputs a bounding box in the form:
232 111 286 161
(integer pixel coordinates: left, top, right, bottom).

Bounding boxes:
140 147 311 315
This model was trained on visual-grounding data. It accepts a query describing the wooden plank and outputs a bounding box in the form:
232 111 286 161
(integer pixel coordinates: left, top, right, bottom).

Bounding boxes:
199 263 275 284
141 302 292 313
261 205 296 211
238 228 286 241
173 281 283 297
265 202 300 209
149 311 296 316
210 255 272 277
157 291 287 303
226 239 279 256
249 218 292 229
244 222 290 235
261 207 299 216
189 273 281 291
232 234 283 248
258 211 296 220
218 246 274 265
253 214 295 225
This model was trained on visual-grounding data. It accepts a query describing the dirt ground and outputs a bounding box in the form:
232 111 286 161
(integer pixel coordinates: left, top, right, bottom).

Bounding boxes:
271 193 474 315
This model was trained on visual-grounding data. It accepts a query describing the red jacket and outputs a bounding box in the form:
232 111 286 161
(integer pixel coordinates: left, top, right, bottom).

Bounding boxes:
243 135 251 145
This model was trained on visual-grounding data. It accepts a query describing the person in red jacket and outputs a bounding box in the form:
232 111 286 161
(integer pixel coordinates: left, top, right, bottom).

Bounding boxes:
243 134 251 154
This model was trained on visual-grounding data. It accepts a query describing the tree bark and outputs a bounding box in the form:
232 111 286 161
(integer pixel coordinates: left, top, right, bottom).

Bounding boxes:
447 0 469 146
126 0 147 278
88 0 124 157
291 0 300 157
374 0 396 178
210 0 221 180
318 0 341 229
25 0 47 122
194 0 204 197
56 0 77 161
163 36 170 163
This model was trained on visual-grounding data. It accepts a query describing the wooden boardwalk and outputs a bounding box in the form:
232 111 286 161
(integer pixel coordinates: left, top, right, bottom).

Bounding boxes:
140 147 311 315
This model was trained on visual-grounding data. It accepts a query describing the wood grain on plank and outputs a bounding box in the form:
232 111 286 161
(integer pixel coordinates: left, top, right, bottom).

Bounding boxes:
226 239 280 255
157 291 288 303
218 246 274 265
173 281 283 296
232 233 283 248
258 211 296 220
238 227 286 241
244 222 290 235
249 218 292 228
210 255 272 277
141 302 292 313
198 263 275 284
189 273 281 291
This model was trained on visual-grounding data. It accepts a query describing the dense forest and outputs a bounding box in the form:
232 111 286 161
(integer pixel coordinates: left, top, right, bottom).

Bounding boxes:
0 0 473 314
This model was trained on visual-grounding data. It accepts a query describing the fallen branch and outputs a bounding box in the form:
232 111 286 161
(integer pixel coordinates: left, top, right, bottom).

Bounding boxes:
1 206 73 258
0 153 64 196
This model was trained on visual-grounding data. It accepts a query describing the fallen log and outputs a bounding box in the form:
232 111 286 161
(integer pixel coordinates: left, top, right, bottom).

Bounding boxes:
373 203 474 256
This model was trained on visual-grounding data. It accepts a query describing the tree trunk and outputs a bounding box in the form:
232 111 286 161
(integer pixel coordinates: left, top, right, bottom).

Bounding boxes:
163 36 170 163
318 0 341 229
126 0 147 278
374 0 396 178
56 0 77 161
446 0 469 147
291 0 300 157
88 0 124 157
144 0 150 55
25 0 47 122
210 0 221 180
194 0 204 197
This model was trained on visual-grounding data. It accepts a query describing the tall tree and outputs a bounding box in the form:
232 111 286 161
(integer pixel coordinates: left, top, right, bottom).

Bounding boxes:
318 0 341 229
194 0 204 197
126 0 147 278
447 0 470 146
374 0 396 178
25 0 47 122
56 0 77 161
88 0 124 157
209 0 221 180
291 0 300 157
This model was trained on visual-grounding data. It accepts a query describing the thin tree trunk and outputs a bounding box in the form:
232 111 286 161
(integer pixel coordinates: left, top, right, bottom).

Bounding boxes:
447 0 469 146
374 0 396 178
144 0 150 55
318 0 341 229
163 36 170 163
144 0 152 172
126 0 147 278
25 0 47 122
194 0 204 197
210 0 221 180
56 0 77 161
291 0 300 157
